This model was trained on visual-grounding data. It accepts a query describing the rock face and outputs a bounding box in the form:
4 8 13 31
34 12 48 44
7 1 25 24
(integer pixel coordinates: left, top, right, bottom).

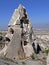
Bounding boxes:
6 29 21 59
47 53 49 65
0 4 35 59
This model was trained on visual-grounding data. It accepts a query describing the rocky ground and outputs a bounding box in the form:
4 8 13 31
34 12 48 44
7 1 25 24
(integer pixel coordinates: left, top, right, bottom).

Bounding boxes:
0 57 46 65
0 29 49 65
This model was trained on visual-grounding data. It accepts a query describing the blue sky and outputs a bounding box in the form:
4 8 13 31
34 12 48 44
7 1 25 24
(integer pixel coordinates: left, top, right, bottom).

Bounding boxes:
0 0 49 30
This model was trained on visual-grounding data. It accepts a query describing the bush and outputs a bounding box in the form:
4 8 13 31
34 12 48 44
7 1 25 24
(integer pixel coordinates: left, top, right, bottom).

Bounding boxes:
21 61 26 65
1 56 14 62
31 55 35 60
43 48 49 55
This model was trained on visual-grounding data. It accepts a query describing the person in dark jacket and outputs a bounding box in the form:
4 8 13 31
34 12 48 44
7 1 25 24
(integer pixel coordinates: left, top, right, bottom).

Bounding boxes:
36 43 42 54
32 42 37 54
32 42 42 54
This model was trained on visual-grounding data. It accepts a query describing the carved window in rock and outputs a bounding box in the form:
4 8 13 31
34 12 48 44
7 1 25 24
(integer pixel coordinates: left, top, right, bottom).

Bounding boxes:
23 8 26 13
0 44 5 49
9 28 14 34
21 17 29 24
23 8 27 18
24 13 27 18
20 19 24 28
0 36 3 41
20 40 24 50
5 37 10 42
21 33 24 38
24 41 28 46
24 19 29 24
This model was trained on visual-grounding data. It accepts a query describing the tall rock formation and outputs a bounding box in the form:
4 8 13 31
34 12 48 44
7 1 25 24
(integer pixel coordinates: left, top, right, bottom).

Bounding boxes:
0 4 35 59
